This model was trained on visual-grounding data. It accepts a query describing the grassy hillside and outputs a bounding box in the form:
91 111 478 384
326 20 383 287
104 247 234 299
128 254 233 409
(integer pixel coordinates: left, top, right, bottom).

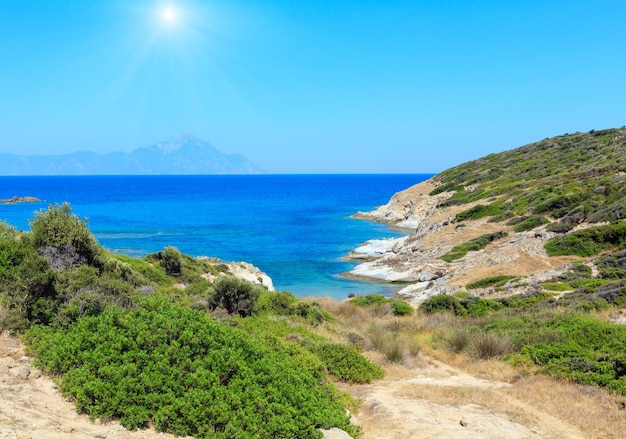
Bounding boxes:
431 127 626 226
427 128 626 288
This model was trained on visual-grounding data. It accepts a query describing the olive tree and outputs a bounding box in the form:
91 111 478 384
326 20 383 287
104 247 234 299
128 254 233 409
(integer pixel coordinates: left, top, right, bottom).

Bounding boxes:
29 203 104 270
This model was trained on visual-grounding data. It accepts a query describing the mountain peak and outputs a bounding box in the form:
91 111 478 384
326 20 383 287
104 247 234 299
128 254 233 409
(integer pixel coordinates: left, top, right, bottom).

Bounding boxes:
151 133 212 155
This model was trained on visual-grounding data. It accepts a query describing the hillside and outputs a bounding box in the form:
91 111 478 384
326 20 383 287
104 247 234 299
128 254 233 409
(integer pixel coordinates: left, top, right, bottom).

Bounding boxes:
350 127 626 302
0 134 263 175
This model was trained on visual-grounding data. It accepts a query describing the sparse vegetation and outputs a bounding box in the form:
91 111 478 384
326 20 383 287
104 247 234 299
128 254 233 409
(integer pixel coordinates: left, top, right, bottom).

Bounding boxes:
430 129 626 225
440 231 508 262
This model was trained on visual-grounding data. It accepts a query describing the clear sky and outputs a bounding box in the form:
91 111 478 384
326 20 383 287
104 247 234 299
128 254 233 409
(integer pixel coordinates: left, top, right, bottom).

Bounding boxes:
1 1 625 173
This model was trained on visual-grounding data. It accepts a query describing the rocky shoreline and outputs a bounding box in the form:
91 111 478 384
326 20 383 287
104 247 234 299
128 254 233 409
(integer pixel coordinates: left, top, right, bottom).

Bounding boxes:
346 177 576 304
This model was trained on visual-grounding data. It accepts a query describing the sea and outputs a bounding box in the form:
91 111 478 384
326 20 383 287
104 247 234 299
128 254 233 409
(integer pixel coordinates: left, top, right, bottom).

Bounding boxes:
0 174 431 300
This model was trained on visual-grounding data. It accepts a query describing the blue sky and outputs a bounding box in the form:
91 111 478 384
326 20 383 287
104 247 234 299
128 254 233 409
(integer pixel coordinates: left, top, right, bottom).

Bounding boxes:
1 0 625 173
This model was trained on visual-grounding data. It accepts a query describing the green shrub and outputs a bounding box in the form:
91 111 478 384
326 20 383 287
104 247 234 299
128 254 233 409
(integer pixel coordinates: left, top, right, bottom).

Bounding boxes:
540 282 573 291
310 342 385 383
113 254 173 286
0 222 18 240
27 297 358 438
546 222 574 234
419 294 462 314
0 238 55 328
466 275 519 290
161 246 182 276
441 231 508 262
513 216 550 232
183 280 213 298
257 291 298 314
595 250 626 280
351 294 388 307
29 203 104 270
521 341 593 365
545 221 626 257
459 296 502 316
455 203 504 222
391 300 414 316
351 294 414 316
208 276 264 317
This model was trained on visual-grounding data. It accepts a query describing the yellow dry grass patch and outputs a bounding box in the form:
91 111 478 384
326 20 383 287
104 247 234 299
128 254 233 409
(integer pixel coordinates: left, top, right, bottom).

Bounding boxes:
505 375 626 439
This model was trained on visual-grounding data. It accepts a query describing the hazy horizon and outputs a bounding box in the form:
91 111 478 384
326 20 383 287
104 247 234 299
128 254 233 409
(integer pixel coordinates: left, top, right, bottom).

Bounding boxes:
2 1 625 173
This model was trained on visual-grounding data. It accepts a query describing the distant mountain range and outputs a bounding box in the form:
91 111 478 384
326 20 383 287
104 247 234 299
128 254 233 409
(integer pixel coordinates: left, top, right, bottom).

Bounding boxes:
0 134 263 175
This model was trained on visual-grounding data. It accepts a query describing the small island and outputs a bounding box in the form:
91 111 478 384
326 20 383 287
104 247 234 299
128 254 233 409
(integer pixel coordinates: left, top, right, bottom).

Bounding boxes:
0 196 41 204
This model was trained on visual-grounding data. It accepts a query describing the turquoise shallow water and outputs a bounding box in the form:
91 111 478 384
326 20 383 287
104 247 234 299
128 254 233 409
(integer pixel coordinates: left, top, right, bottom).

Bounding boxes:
0 174 431 299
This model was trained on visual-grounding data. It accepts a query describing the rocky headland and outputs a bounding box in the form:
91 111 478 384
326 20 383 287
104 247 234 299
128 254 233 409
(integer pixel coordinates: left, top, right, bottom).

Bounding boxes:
347 128 626 304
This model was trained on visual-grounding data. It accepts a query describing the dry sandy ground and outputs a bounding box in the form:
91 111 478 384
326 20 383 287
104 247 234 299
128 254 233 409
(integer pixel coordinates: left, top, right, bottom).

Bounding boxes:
1 331 596 439
343 355 588 439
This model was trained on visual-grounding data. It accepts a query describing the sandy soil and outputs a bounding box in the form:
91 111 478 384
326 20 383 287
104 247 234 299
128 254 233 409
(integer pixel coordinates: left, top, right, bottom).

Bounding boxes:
1 331 591 439
343 355 587 439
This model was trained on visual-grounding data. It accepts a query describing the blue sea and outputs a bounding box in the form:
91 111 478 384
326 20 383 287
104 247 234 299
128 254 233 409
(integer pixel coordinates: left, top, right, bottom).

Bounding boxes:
0 175 431 299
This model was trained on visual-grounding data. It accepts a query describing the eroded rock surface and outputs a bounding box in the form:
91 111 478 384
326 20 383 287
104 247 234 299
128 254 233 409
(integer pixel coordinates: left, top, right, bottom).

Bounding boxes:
349 178 577 303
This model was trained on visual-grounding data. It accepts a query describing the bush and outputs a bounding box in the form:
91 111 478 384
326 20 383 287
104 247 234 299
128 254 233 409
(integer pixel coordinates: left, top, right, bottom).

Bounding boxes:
466 275 519 290
441 231 508 262
460 296 502 316
545 221 626 257
0 222 18 240
208 276 264 317
29 203 104 270
546 222 574 234
420 294 462 314
351 294 414 316
512 215 550 232
455 203 504 222
27 297 358 438
391 300 414 316
161 246 182 276
0 238 55 328
310 342 385 383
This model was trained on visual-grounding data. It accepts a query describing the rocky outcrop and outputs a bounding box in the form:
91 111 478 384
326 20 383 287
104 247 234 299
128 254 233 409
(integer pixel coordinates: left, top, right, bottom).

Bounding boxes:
197 257 275 291
0 195 41 204
348 178 577 303
223 261 275 291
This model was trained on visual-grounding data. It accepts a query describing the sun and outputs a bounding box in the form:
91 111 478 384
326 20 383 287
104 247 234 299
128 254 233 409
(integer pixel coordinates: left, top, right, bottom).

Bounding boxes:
159 5 179 24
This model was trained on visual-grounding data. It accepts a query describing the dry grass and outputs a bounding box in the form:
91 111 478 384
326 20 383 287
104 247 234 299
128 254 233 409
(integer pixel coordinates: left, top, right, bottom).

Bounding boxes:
469 332 513 359
506 375 626 439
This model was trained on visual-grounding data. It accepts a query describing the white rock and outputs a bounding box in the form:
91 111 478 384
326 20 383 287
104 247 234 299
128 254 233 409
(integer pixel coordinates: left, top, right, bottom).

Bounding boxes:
321 427 354 439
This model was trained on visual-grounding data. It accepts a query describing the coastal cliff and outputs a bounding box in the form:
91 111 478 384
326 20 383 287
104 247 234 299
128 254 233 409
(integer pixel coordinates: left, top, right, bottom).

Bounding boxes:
349 127 626 303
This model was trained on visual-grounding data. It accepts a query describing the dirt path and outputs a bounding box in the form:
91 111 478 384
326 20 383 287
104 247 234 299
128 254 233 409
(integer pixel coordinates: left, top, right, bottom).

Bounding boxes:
342 356 587 439
0 331 593 439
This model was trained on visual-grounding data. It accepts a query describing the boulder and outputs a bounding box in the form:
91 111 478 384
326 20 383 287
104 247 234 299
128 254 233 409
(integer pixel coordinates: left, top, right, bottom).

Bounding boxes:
321 427 354 439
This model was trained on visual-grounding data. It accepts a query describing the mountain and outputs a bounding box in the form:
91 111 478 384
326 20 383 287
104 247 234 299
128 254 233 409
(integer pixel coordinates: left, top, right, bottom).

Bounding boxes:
349 126 626 302
0 134 263 175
